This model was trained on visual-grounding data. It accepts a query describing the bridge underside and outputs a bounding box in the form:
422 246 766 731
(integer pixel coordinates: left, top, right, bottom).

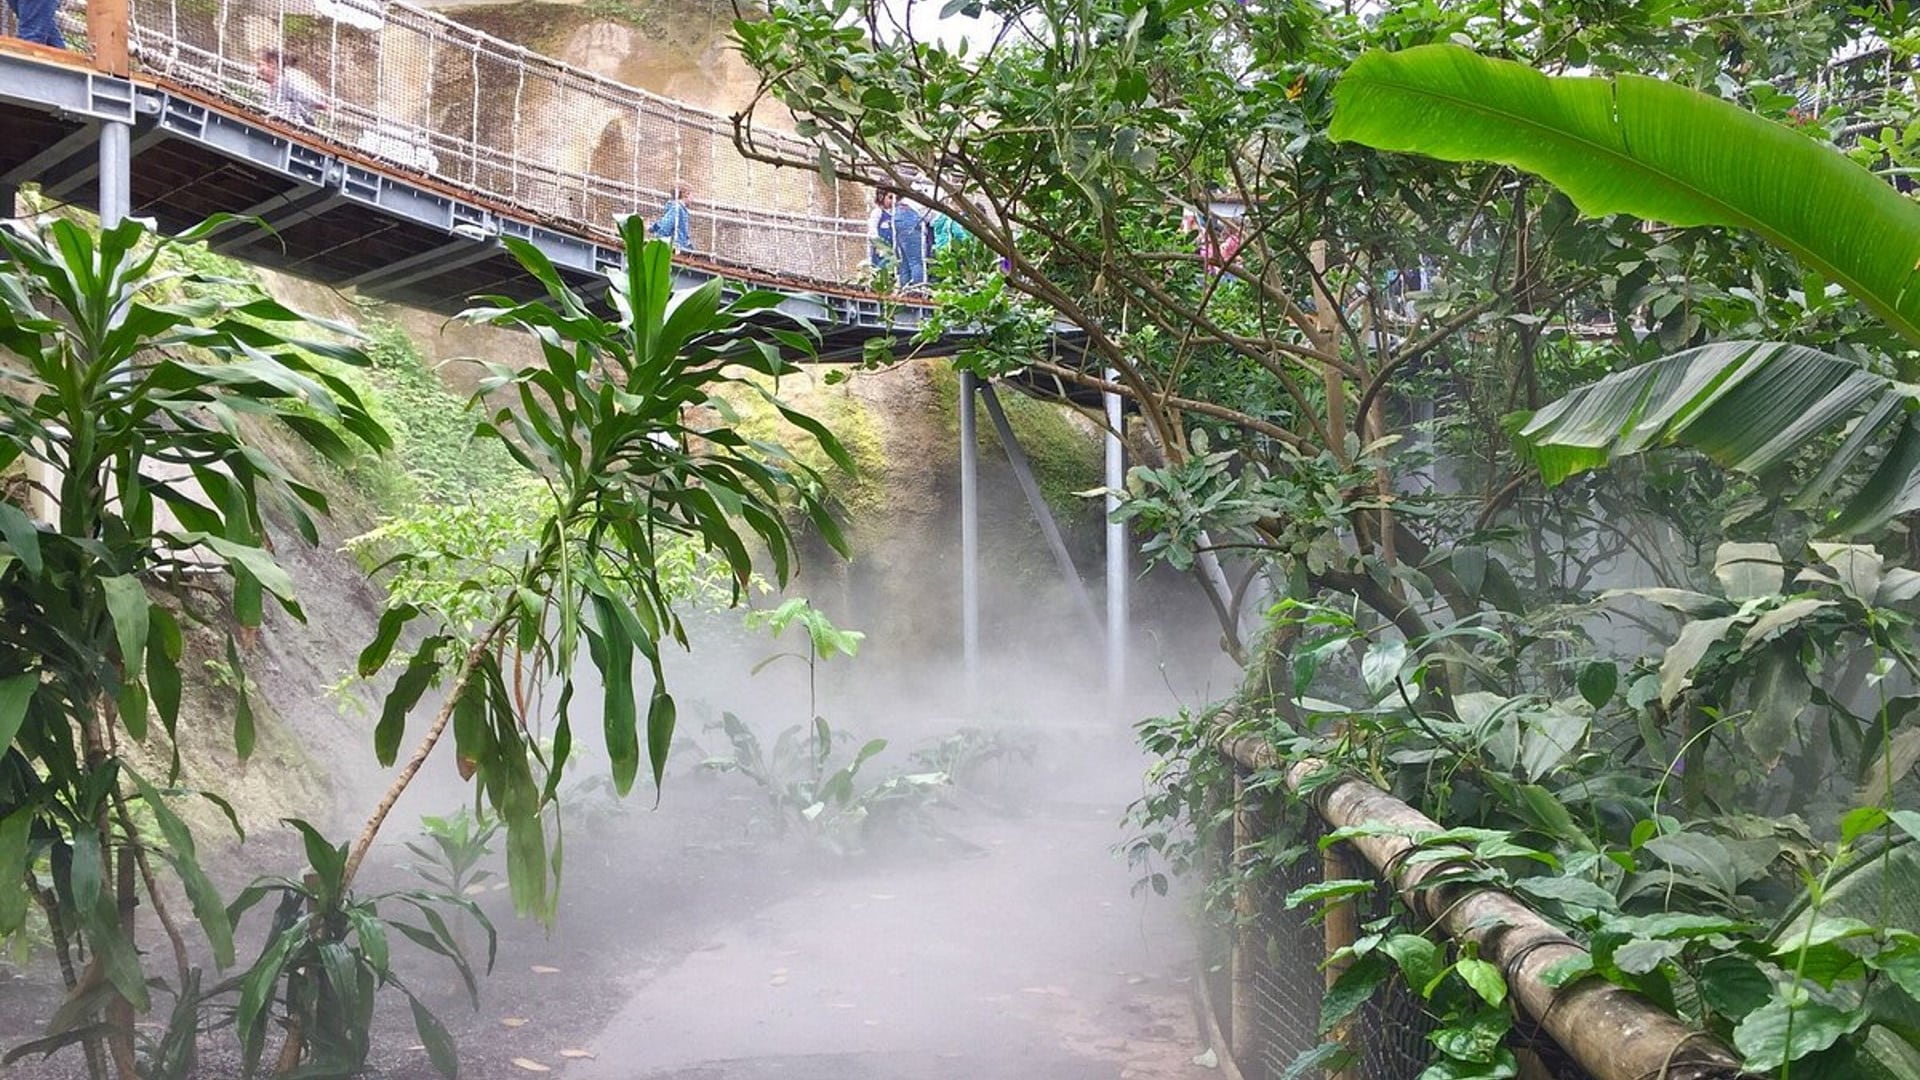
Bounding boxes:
0 50 939 363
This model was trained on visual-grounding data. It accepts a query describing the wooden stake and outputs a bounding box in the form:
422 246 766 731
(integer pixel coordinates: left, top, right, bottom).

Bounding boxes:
1311 240 1347 461
1322 843 1360 1080
88 0 130 76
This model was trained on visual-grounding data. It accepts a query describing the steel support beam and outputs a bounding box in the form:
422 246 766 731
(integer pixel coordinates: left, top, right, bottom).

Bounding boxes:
1104 368 1127 712
345 237 501 293
977 382 1101 637
1 122 99 190
959 368 981 703
98 120 129 226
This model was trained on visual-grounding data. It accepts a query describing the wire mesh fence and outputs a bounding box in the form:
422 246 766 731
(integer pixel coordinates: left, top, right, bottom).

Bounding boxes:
4 0 875 288
1212 754 1594 1080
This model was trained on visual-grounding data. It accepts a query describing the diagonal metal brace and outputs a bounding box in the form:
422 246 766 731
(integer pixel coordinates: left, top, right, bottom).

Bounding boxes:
976 380 1103 637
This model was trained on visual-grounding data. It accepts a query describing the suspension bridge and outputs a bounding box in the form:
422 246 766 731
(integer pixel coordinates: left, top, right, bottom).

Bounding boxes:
0 0 1130 709
0 0 937 358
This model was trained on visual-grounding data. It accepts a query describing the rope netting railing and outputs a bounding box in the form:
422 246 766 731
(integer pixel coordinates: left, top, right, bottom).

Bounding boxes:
1208 728 1749 1080
5 0 877 289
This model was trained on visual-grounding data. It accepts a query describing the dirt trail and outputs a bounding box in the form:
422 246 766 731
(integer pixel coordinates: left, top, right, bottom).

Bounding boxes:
565 763 1214 1080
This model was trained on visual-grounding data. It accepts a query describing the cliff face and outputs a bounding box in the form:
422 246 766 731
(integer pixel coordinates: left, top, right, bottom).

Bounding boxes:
451 0 769 118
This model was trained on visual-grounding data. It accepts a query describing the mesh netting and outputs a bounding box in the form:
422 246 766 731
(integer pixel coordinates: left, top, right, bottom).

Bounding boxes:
5 0 874 288
1215 758 1591 1080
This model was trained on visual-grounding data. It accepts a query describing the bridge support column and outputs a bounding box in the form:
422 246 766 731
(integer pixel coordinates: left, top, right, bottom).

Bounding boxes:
959 369 980 705
98 121 131 227
91 0 131 229
1104 369 1127 714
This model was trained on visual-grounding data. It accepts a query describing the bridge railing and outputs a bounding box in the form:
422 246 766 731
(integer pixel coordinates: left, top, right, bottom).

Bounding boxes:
9 0 875 288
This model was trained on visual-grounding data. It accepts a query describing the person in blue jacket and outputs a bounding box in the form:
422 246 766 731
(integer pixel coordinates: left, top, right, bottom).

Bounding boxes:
891 195 928 288
6 0 64 48
649 186 692 250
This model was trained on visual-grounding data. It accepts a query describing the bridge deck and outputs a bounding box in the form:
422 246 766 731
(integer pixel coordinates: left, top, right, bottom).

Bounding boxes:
0 42 932 362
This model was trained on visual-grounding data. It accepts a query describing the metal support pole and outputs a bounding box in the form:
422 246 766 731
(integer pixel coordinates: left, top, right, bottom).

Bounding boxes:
1229 770 1260 1066
98 122 131 228
959 369 981 703
977 382 1101 637
1103 368 1126 712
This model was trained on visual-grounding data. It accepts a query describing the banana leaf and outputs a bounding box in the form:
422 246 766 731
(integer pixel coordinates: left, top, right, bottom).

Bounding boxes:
1514 340 1920 537
1329 44 1920 347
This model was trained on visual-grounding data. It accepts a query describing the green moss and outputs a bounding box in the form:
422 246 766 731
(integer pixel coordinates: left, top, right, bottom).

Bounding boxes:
929 362 1102 518
717 372 887 534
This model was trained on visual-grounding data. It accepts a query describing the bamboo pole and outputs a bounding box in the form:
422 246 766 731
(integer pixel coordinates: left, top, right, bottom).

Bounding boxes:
1217 729 1753 1080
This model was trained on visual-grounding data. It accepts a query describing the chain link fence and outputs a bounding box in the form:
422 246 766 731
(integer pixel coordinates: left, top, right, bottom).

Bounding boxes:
1208 753 1597 1080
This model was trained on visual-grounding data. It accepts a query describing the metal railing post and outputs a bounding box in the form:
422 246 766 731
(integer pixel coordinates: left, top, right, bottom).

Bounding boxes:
1229 770 1259 1066
1104 368 1127 713
959 368 980 704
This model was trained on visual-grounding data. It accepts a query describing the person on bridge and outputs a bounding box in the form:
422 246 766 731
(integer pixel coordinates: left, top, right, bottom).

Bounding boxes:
257 49 325 126
891 195 927 289
867 190 895 275
649 186 692 250
5 0 64 48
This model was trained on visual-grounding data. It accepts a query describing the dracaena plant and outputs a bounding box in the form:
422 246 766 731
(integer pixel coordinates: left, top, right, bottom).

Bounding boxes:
235 218 852 1076
0 214 390 1080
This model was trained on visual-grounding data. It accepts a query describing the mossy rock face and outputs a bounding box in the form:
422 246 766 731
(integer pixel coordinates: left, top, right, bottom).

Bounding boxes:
714 371 888 537
927 362 1104 520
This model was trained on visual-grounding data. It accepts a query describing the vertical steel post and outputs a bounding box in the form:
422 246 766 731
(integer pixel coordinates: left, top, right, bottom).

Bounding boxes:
1229 770 1258 1065
959 369 981 703
92 0 132 229
1104 368 1126 712
98 122 131 228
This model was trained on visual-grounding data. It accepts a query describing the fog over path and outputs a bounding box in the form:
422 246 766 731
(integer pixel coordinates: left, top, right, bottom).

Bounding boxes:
566 750 1212 1080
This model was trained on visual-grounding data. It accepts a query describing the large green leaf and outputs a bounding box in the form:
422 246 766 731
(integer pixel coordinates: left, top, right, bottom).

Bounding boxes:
1515 341 1920 536
1330 44 1920 345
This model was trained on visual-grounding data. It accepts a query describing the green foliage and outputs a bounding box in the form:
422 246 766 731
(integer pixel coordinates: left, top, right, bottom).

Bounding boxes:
228 818 492 1079
347 218 852 918
406 807 501 899
350 316 520 507
0 214 388 1075
745 0 1920 1074
1330 45 1920 348
1517 341 1920 537
700 712 946 853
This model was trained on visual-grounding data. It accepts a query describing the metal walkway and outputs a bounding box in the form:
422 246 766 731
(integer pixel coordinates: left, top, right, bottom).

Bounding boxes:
0 31 927 360
0 0 1119 693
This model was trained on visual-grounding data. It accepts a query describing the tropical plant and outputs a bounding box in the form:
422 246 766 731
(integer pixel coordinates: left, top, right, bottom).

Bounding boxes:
0 215 389 1079
209 219 852 1075
703 600 949 850
702 712 949 853
407 807 501 900
1330 46 1920 537
228 818 494 1078
340 217 850 901
1329 44 1920 346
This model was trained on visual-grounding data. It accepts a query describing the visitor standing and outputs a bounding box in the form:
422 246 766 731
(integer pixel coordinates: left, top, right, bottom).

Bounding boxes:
930 210 969 253
892 195 927 288
649 186 693 250
256 49 325 126
5 0 64 48
867 191 895 274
